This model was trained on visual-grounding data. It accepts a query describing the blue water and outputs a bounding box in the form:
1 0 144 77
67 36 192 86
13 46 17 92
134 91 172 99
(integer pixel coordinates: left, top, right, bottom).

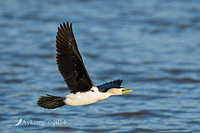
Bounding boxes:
1 0 200 132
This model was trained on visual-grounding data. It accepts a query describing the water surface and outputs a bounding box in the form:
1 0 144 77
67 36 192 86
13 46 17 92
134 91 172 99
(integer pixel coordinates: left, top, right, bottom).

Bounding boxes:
1 0 200 132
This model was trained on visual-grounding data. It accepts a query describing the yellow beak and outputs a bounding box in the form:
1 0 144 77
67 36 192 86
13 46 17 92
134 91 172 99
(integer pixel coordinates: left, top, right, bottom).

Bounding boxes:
122 89 132 94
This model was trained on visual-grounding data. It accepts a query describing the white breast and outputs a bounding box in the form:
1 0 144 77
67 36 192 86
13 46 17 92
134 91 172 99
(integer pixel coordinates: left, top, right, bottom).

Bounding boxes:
64 86 110 106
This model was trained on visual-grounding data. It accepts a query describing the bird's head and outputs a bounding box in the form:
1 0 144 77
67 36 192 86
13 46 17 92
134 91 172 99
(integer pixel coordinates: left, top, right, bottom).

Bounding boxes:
107 88 132 95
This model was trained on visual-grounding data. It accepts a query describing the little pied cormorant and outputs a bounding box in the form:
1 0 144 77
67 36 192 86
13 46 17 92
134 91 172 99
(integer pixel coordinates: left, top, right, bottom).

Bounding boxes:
37 22 132 109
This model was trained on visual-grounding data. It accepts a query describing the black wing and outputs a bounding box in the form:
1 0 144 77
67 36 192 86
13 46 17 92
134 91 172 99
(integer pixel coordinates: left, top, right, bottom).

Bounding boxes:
56 22 94 93
97 79 123 92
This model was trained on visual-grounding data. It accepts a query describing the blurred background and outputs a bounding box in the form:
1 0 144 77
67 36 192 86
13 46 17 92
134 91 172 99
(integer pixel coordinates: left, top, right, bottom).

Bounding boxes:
1 0 200 132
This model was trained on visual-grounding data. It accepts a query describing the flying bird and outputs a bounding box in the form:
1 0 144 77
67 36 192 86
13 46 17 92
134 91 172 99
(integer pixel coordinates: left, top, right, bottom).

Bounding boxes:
37 22 132 109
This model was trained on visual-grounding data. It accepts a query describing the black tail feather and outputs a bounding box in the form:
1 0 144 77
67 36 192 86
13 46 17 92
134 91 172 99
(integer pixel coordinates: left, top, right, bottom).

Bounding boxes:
37 94 66 109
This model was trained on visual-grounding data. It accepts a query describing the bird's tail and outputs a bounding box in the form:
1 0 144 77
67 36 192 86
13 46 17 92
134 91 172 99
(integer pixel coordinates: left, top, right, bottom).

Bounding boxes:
37 94 66 109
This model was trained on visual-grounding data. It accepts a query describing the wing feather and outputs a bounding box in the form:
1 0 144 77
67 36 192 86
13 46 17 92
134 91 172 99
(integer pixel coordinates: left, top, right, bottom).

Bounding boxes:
56 22 94 93
97 79 123 92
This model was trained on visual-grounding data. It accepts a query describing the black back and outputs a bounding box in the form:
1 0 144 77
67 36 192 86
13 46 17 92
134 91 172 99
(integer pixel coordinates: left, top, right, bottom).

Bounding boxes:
97 79 123 92
56 22 94 93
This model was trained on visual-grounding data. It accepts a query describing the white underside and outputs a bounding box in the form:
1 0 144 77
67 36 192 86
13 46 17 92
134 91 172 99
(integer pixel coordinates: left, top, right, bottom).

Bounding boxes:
64 86 110 106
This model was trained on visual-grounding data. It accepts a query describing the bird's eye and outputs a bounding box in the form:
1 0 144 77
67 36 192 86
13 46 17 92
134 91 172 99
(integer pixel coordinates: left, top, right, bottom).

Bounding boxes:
91 90 94 92
122 90 126 91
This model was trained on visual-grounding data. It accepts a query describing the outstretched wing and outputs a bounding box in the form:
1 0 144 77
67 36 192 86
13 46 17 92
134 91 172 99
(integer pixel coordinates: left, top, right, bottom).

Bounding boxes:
56 22 94 93
97 79 123 92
